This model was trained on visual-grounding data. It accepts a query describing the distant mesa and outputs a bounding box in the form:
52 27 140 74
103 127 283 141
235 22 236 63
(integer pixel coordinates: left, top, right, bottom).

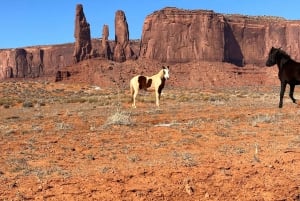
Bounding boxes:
139 7 300 66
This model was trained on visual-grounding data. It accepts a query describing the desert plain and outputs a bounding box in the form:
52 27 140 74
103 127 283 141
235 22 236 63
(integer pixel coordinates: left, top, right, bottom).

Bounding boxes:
0 74 300 200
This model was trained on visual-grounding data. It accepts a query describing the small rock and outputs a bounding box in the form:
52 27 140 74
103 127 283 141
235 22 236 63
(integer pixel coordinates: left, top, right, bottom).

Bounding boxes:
185 183 194 195
205 192 210 198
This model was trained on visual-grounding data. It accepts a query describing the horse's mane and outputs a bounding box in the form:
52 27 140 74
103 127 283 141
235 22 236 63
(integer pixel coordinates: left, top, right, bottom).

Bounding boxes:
276 48 295 66
277 49 291 60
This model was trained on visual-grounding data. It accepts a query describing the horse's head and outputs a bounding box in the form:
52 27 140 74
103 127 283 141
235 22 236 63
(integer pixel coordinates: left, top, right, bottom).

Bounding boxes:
162 66 170 80
266 47 292 67
266 47 280 67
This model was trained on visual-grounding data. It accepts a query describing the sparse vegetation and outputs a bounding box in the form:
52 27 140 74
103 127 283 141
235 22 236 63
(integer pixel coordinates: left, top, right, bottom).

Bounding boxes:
251 114 277 126
0 81 299 200
22 101 34 108
104 109 133 127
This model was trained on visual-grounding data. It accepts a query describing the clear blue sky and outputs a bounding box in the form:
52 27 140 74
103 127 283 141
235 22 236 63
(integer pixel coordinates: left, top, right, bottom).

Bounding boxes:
1 0 300 49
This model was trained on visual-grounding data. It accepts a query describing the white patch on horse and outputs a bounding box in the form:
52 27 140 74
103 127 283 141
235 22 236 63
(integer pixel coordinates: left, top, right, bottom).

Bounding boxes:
130 66 170 108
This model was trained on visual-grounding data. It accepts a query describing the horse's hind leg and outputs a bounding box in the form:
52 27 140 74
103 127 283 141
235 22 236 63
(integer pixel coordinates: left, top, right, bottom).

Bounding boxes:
132 87 138 108
130 84 134 102
279 82 287 108
289 84 297 103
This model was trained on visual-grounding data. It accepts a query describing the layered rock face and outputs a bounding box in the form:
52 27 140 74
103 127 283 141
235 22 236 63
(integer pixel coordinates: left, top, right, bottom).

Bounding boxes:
73 4 92 63
140 7 300 66
140 8 226 63
224 15 300 66
0 48 43 79
0 44 74 79
15 49 29 78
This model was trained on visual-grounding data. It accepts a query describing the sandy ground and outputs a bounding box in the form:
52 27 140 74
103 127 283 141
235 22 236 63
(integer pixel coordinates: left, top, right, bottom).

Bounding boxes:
0 81 300 200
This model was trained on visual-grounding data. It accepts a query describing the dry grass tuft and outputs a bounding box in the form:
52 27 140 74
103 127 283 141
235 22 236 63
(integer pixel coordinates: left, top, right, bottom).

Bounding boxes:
104 109 133 127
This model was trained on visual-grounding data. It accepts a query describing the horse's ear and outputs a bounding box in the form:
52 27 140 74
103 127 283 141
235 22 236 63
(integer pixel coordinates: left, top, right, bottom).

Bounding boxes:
162 65 170 70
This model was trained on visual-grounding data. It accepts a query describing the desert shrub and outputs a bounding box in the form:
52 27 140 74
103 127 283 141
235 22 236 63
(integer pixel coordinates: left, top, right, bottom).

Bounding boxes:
87 97 99 103
172 151 197 167
251 114 276 126
0 98 17 107
127 154 140 163
55 122 73 130
178 94 191 102
104 109 133 127
3 104 10 109
37 100 46 106
0 98 8 106
65 97 86 103
23 101 34 108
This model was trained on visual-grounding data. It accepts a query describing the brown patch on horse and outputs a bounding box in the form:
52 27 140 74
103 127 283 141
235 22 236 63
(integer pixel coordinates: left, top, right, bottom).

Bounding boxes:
138 76 146 89
138 76 152 90
147 79 152 88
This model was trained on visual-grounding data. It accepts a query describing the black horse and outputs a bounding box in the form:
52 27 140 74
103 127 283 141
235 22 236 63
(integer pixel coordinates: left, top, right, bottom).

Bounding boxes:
266 47 300 108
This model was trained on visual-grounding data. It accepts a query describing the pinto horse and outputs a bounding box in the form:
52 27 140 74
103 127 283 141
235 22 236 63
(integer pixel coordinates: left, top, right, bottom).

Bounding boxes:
266 47 300 108
130 66 170 108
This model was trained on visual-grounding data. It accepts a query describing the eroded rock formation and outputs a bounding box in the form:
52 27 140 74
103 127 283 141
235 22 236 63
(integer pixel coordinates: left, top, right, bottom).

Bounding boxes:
113 10 135 62
99 25 112 59
73 4 92 63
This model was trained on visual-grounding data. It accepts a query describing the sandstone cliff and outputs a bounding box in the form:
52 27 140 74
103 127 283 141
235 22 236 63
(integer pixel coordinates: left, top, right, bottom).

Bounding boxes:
140 7 300 66
140 8 225 63
224 14 300 66
0 43 74 79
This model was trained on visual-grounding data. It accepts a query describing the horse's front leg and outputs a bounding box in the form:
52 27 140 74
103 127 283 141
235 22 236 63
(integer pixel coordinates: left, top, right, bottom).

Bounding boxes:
155 90 160 107
279 81 287 108
289 84 297 104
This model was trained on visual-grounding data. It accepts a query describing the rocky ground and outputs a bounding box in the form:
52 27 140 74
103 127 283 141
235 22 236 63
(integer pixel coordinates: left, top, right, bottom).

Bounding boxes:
0 80 300 200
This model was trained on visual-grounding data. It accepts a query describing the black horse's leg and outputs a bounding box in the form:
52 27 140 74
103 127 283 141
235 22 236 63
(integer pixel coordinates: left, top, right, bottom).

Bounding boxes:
289 84 297 103
279 81 287 108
